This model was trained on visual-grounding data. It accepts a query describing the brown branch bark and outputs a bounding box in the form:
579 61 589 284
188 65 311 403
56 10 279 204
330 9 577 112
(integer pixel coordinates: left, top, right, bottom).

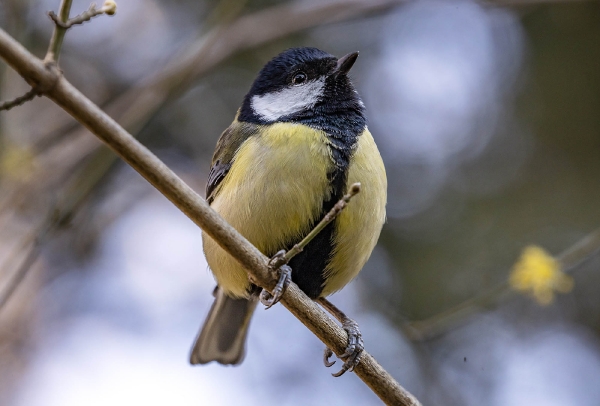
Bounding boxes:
0 28 421 406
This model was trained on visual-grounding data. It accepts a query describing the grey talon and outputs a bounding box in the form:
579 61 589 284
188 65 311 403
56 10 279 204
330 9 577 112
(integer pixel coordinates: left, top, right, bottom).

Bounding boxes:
261 252 292 309
323 347 336 367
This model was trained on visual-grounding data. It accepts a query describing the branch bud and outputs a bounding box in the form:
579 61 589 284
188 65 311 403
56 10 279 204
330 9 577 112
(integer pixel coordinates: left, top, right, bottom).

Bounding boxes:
102 0 117 15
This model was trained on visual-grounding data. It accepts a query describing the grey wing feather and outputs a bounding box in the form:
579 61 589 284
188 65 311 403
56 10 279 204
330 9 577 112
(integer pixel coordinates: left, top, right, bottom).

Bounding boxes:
205 119 258 204
206 160 230 204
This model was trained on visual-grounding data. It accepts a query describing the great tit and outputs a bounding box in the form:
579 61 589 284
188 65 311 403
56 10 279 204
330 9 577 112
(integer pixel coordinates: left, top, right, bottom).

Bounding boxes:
190 47 387 374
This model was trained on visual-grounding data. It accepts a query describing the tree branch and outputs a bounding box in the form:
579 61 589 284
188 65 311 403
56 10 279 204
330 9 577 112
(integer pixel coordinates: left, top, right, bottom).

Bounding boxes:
44 1 116 63
0 28 421 406
0 87 40 111
47 1 116 29
44 0 73 63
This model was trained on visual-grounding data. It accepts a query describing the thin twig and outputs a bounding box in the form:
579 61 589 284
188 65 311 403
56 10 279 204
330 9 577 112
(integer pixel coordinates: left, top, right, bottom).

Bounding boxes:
557 229 600 272
44 0 73 63
47 2 116 29
275 183 361 267
0 28 421 406
0 88 40 111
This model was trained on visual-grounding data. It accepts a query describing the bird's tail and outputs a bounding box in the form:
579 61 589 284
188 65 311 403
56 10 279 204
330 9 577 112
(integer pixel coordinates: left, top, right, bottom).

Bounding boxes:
189 287 258 365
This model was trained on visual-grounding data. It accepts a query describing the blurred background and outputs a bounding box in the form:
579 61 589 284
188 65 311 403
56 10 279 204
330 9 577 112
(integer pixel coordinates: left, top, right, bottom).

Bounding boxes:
1 0 600 404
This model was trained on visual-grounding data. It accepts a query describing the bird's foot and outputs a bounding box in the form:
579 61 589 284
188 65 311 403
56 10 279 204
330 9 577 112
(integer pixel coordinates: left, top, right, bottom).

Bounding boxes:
260 250 292 309
323 317 364 377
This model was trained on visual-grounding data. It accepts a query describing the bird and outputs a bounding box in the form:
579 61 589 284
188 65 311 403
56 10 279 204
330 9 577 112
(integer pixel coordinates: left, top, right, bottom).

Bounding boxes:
189 47 387 376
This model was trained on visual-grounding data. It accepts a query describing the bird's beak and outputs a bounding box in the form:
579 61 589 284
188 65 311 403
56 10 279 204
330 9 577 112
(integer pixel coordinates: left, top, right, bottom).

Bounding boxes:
335 51 359 75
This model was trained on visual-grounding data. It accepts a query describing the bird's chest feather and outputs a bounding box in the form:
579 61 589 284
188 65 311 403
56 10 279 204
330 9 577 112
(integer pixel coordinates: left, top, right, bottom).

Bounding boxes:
210 122 333 255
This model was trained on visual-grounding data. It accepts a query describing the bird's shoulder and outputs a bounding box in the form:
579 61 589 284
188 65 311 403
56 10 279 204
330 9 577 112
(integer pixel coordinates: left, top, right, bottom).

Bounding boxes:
206 117 258 203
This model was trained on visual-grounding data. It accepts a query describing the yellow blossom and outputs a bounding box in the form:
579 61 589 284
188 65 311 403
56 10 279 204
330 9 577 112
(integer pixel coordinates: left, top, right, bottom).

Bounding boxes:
509 245 574 305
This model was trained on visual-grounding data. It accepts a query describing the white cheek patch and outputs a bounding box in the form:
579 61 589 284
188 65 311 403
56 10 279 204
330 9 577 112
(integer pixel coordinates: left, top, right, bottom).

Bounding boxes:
251 78 325 122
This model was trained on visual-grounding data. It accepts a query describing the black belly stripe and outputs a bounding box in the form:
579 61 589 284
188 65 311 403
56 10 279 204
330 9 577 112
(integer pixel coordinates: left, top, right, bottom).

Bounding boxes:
245 136 357 299
279 106 364 299
286 160 349 299
287 220 335 299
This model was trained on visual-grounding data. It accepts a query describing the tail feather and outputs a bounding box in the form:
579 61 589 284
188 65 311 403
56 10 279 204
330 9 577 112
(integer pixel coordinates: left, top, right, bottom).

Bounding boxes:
190 288 258 365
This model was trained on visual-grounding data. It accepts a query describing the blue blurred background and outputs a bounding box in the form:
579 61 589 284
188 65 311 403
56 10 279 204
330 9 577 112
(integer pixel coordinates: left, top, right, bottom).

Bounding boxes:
1 0 600 405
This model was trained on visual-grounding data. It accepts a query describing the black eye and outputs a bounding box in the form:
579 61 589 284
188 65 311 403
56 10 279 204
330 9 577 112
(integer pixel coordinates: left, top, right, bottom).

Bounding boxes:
292 72 307 85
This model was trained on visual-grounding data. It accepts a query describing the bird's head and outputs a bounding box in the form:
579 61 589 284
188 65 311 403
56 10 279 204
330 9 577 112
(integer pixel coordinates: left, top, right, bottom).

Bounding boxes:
239 47 364 124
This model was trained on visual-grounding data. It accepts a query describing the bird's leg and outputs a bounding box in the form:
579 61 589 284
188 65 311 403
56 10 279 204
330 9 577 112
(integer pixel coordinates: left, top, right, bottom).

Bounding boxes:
260 250 292 309
317 297 364 377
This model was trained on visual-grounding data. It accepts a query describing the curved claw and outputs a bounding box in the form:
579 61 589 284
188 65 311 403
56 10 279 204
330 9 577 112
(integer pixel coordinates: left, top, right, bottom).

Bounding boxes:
334 348 361 377
327 317 364 377
323 347 336 367
330 349 362 377
332 361 352 377
259 289 274 307
260 262 292 309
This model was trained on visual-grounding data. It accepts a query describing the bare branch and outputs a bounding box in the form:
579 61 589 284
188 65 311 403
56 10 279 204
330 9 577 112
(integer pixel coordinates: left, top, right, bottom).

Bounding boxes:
44 0 73 63
0 87 40 111
0 27 421 406
47 1 116 29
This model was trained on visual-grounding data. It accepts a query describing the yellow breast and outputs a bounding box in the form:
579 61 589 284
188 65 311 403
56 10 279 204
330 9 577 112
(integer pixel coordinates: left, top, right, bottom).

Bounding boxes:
203 123 387 299
203 122 333 297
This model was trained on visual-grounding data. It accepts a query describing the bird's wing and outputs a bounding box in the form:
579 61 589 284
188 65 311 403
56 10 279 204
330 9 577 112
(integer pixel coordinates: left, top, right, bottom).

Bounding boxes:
206 119 258 204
